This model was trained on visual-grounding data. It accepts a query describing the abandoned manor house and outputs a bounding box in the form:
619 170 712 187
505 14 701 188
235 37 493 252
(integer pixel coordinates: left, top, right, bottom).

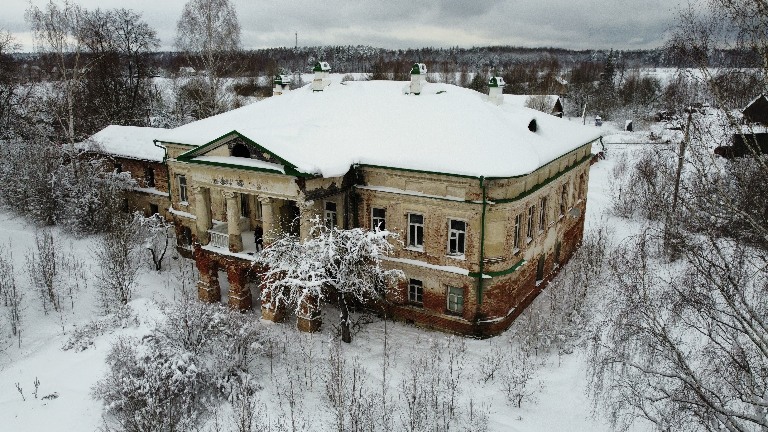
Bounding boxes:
83 63 602 337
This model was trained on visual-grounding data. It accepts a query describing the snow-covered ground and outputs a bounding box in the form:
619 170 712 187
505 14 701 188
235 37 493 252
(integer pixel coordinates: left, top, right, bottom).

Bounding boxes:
0 120 659 431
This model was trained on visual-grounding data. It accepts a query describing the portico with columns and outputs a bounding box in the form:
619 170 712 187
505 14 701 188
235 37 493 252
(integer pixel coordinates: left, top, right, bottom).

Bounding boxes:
160 131 348 332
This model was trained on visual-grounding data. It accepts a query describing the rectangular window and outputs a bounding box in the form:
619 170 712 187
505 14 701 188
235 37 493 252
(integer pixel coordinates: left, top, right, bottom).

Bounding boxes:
408 279 423 305
325 201 337 228
408 213 424 249
149 203 159 216
145 167 155 188
114 162 122 173
560 183 568 216
447 286 464 314
448 219 466 256
579 173 586 199
526 205 535 240
372 207 386 231
177 175 188 202
513 213 521 251
538 197 547 230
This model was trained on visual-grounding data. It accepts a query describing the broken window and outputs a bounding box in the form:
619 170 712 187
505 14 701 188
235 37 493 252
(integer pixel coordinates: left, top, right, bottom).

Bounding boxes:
448 219 466 256
408 213 424 249
372 207 386 230
409 279 423 306
177 175 188 202
325 201 337 228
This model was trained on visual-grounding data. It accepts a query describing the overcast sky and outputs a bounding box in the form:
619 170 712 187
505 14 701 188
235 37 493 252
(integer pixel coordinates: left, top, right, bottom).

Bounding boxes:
3 0 682 52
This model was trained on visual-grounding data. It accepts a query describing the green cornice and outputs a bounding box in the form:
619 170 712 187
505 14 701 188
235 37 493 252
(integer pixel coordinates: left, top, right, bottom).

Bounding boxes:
491 153 592 204
469 258 526 278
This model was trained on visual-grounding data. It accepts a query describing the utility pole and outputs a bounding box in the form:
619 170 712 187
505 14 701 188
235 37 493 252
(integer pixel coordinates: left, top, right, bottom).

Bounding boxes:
665 107 693 258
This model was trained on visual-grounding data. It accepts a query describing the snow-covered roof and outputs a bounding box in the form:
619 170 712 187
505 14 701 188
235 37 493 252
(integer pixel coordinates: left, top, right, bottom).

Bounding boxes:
502 94 561 110
161 81 600 178
80 125 168 162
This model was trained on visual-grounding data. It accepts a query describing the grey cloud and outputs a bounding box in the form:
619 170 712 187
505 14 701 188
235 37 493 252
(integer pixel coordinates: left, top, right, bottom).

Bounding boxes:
7 0 680 51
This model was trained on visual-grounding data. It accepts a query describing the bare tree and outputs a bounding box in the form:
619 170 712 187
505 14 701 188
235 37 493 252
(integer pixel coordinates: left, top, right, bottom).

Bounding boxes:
94 220 141 313
175 0 241 119
26 0 85 144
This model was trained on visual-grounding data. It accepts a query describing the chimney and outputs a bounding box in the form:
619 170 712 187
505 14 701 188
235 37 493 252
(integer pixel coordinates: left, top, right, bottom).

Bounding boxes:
409 63 427 95
273 74 291 96
488 76 505 105
311 61 331 92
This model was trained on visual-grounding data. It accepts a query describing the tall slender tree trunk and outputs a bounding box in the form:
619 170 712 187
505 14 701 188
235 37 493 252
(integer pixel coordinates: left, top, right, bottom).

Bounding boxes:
339 293 351 343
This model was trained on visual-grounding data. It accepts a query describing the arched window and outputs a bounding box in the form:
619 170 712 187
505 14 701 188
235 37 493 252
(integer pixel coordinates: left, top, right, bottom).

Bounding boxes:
231 143 250 158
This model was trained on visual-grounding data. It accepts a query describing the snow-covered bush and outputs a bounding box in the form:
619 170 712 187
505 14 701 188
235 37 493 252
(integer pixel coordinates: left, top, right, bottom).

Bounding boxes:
93 336 207 432
611 148 675 221
94 300 265 431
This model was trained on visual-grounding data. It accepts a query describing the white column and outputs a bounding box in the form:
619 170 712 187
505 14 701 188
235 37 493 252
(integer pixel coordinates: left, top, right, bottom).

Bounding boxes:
223 191 243 252
193 186 212 245
258 196 274 244
297 197 315 240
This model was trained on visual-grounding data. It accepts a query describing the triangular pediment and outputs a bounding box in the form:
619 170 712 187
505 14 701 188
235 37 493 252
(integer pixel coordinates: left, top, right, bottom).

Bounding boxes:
177 131 310 177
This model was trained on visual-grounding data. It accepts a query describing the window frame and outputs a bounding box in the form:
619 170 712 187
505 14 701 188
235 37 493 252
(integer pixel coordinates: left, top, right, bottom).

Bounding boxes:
513 213 522 253
560 183 568 217
447 219 466 258
408 279 423 306
177 174 188 203
324 201 337 228
446 286 464 315
538 196 548 232
145 167 155 188
372 207 386 231
526 205 536 241
407 213 424 250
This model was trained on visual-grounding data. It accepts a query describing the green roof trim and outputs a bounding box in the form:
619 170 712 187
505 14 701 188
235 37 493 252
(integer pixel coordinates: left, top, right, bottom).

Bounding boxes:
469 258 526 278
175 130 314 178
492 153 592 203
181 158 290 176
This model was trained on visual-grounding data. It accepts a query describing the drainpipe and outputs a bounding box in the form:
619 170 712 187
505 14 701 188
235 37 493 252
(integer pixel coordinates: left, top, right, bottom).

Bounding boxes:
477 176 487 308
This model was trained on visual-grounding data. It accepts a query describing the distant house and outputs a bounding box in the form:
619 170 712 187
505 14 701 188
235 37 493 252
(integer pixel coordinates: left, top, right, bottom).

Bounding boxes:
743 94 768 125
78 125 171 219
503 95 564 117
717 95 768 158
151 63 601 337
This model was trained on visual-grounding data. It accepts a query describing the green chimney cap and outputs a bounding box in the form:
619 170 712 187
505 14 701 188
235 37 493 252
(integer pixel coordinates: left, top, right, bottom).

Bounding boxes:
313 61 331 72
488 76 506 88
410 63 427 75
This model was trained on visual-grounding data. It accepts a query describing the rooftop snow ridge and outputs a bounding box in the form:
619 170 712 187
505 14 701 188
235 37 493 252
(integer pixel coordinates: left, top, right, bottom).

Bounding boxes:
160 80 602 179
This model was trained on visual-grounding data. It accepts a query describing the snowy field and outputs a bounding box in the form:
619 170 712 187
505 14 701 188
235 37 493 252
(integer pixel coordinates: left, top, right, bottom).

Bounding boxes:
0 120 665 431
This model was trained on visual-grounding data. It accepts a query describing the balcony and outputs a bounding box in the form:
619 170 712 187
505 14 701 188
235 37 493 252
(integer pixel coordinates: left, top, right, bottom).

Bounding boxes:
207 217 261 255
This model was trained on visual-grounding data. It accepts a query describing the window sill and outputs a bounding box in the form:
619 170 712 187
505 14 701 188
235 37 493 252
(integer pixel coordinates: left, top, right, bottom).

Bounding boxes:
406 246 425 253
409 302 424 308
179 201 189 207
538 230 545 236
445 310 464 317
526 237 533 244
512 247 521 255
446 253 465 261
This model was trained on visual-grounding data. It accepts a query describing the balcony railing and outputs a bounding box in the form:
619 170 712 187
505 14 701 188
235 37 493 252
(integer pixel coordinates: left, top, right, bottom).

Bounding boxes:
209 230 229 249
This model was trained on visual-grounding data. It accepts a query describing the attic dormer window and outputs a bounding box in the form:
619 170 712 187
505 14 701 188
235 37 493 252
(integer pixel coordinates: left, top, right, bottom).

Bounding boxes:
528 119 538 132
231 143 250 158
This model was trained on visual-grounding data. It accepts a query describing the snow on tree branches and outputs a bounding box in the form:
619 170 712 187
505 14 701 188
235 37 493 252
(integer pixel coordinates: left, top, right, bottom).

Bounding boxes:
256 219 404 343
